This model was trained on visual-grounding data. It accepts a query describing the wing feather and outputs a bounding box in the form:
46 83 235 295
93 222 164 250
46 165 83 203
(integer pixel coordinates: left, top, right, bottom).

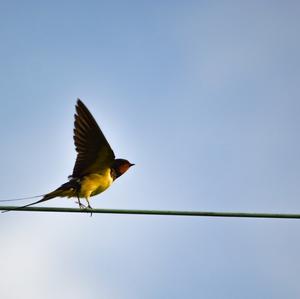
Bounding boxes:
71 99 115 177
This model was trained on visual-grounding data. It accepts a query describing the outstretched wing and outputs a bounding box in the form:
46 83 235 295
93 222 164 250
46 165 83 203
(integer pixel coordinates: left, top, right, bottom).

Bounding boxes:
71 99 115 177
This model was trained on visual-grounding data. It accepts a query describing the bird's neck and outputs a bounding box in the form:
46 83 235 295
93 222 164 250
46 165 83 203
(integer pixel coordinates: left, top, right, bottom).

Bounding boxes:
110 164 126 180
110 167 119 180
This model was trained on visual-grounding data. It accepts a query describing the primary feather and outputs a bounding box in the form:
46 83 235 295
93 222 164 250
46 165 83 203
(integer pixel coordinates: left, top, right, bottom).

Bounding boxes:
72 99 115 177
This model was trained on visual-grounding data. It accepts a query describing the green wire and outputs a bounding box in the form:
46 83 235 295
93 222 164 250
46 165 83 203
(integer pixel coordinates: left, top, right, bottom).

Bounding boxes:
1 205 300 219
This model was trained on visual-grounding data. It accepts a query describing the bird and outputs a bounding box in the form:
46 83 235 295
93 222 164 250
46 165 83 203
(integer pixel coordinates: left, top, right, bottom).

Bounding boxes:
5 99 134 212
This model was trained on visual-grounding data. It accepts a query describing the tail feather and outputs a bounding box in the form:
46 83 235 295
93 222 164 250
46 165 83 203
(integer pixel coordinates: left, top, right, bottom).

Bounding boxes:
0 194 46 202
2 183 77 213
2 197 51 213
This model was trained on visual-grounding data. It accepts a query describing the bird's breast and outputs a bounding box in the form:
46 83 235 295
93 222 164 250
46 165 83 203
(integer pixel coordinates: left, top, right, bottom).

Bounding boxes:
79 168 113 198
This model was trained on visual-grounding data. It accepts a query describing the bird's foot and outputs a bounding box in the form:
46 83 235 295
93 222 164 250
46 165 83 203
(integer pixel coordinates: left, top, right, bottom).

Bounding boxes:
76 201 87 209
87 204 93 217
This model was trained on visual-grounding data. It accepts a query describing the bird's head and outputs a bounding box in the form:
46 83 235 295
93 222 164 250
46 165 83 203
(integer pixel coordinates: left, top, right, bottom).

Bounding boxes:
111 159 135 179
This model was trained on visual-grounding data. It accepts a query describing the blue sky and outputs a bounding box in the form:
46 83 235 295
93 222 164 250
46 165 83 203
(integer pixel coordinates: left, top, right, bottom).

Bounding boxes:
1 1 300 298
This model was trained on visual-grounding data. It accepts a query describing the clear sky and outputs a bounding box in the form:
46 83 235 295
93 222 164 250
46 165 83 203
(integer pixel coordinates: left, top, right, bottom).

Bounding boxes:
1 1 300 298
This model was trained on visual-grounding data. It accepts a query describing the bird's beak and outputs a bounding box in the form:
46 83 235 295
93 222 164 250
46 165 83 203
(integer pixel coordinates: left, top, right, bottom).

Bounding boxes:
129 163 135 167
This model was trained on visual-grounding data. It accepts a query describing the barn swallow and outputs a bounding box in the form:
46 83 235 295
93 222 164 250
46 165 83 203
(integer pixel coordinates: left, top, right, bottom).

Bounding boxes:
6 99 134 211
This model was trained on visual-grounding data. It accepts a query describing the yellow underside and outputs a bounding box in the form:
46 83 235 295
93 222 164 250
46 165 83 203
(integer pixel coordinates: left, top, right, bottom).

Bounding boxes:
78 169 113 198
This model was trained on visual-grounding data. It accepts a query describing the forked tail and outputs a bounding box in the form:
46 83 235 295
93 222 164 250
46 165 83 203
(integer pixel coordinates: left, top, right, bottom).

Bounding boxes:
2 182 78 213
